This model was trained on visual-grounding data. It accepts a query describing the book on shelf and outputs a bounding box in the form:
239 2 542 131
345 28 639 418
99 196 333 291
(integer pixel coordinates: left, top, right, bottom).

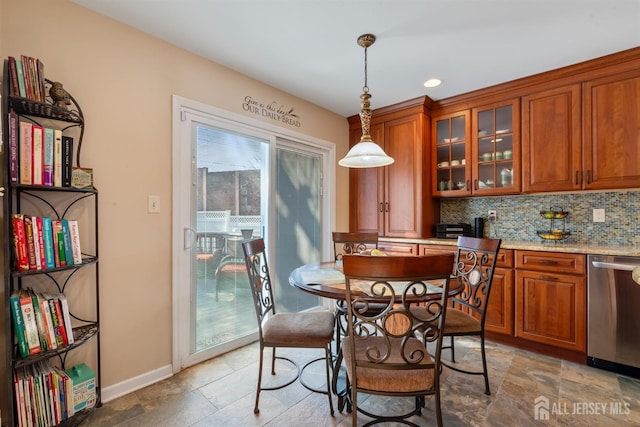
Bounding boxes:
43 128 54 186
62 136 73 187
68 220 83 264
31 125 44 186
19 289 42 355
10 291 30 358
8 56 20 96
33 216 47 270
36 59 46 103
52 220 66 268
41 217 55 269
9 112 19 183
57 294 75 345
51 220 61 268
53 129 63 187
37 292 57 351
23 215 38 271
29 291 49 352
20 55 33 100
19 121 33 185
61 219 74 266
12 214 30 271
14 57 27 98
49 295 68 347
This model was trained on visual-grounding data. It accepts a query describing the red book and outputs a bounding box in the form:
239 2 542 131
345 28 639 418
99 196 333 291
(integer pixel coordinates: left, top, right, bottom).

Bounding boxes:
24 215 37 270
52 298 68 346
12 214 30 271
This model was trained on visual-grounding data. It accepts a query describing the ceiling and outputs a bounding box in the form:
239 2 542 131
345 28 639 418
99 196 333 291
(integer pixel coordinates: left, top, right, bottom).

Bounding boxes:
72 0 640 117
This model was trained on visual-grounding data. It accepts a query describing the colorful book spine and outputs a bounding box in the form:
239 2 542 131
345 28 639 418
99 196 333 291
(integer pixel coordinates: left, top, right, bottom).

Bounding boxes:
53 130 63 187
24 215 37 270
62 136 74 187
68 220 83 264
30 291 48 351
34 216 47 270
45 295 65 348
12 214 30 271
61 219 74 266
42 217 55 269
51 297 68 347
51 220 61 268
38 293 57 351
8 56 20 96
32 125 44 185
43 128 54 186
57 294 74 345
19 290 42 355
19 121 33 185
15 57 27 98
9 112 19 183
10 292 29 358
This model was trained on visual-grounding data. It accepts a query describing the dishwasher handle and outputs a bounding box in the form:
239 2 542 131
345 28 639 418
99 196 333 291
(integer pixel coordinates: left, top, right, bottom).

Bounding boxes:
591 261 640 271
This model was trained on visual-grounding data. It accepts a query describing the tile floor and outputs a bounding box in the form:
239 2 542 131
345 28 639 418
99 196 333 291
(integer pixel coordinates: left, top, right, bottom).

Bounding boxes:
87 337 640 426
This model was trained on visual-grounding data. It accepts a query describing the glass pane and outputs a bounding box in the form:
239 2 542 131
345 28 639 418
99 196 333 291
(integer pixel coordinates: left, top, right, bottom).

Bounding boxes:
496 105 513 132
477 110 494 135
192 123 266 353
451 115 466 140
275 147 322 313
436 119 449 144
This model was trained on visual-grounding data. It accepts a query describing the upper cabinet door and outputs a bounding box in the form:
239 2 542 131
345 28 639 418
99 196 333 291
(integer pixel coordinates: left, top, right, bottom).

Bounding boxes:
522 84 582 193
433 110 471 195
349 123 385 234
384 113 424 238
471 99 521 195
583 69 640 190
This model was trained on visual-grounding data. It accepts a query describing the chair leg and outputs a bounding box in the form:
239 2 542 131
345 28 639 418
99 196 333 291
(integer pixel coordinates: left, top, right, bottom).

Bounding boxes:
450 335 456 363
324 347 335 416
435 386 443 427
271 347 276 375
351 385 358 427
254 345 264 414
480 335 491 395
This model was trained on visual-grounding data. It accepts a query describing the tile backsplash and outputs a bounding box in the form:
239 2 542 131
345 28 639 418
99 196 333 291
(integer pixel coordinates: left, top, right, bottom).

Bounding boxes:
440 190 640 246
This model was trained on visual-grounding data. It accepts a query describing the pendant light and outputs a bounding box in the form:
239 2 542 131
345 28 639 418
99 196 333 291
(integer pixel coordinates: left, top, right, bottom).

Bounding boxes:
339 34 394 168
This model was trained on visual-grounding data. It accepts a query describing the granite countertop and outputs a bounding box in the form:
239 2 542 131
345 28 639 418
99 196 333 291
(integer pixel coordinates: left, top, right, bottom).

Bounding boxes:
381 237 640 257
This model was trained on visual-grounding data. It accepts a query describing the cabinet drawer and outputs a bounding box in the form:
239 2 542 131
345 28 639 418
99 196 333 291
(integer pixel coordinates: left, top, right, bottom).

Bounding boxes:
515 250 585 275
419 244 513 268
378 242 418 256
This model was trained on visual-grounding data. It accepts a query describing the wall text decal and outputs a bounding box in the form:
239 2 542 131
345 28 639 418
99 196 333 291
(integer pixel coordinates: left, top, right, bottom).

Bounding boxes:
242 96 301 127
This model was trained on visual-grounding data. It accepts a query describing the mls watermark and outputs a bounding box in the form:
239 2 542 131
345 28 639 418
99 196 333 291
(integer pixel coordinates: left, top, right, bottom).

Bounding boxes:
534 395 631 420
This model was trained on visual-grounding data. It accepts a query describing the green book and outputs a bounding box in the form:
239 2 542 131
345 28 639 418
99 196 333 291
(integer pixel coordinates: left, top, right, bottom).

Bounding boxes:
10 292 29 358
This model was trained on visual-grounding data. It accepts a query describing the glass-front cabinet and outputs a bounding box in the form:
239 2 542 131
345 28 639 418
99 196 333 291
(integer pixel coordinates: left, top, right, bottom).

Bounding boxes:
433 111 471 195
471 99 520 195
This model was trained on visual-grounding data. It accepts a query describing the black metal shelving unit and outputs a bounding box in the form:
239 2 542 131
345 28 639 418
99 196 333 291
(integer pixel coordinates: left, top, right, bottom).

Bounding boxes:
2 59 100 427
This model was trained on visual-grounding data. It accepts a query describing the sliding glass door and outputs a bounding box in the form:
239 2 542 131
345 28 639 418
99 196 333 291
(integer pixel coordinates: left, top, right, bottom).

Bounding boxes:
173 99 329 369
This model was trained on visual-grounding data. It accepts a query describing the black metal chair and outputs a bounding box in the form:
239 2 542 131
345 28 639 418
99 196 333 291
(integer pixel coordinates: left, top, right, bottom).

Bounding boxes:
440 236 502 395
341 253 455 427
242 238 335 415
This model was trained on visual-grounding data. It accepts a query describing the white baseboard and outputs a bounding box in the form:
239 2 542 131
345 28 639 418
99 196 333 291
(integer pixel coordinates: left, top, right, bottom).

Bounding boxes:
100 364 174 403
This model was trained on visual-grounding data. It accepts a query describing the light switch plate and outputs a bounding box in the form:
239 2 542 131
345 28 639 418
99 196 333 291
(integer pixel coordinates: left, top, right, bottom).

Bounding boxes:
148 195 161 213
593 208 605 223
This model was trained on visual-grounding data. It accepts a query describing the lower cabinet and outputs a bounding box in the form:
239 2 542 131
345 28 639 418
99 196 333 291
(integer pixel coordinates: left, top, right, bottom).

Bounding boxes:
378 241 418 255
418 243 515 335
514 250 586 352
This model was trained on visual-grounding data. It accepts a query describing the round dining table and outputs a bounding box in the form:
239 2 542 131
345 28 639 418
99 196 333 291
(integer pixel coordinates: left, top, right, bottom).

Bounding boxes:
288 260 464 301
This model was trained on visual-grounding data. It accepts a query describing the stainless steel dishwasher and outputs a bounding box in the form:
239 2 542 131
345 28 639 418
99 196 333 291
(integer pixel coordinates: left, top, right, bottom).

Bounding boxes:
587 254 640 377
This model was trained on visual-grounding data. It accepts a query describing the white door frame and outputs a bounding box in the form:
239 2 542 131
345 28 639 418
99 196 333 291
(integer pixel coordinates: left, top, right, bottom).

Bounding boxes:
171 95 336 372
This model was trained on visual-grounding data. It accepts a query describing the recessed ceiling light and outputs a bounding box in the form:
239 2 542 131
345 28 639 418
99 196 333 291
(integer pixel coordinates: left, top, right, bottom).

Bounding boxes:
424 78 442 88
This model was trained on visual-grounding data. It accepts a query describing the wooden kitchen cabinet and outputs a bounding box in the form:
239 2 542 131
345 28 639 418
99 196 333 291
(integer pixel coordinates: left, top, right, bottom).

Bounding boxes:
522 84 582 192
583 68 640 189
433 111 471 195
515 250 586 352
348 101 438 238
378 241 418 255
419 243 514 335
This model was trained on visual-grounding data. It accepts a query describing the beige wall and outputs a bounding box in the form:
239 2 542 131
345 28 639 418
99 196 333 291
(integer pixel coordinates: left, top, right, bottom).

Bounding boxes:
0 0 350 407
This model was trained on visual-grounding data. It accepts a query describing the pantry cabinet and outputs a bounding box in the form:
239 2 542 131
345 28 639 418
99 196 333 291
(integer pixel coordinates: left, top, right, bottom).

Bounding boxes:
348 101 438 238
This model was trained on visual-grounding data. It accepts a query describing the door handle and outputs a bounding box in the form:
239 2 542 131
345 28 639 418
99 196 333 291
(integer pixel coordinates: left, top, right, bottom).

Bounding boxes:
184 227 197 249
591 261 639 271
385 202 389 213
379 203 383 213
